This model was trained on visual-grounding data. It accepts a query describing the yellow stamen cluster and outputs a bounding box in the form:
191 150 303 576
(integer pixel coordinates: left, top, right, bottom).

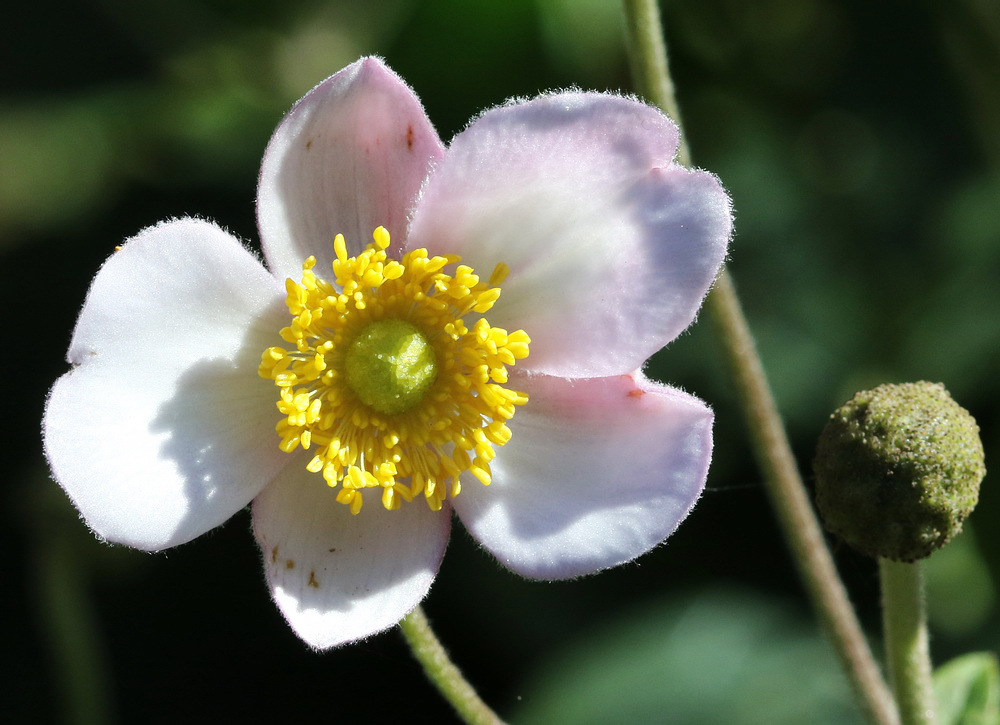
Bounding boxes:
259 226 530 514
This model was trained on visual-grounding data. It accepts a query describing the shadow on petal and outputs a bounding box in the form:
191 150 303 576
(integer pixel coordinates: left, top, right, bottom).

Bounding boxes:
148 295 291 545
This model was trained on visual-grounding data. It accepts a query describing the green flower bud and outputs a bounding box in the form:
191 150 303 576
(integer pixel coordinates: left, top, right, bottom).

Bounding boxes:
813 382 985 562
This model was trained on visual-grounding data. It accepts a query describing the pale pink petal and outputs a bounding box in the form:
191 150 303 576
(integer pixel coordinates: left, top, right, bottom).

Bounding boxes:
452 372 713 579
253 466 451 650
406 92 731 378
43 219 289 551
258 56 445 281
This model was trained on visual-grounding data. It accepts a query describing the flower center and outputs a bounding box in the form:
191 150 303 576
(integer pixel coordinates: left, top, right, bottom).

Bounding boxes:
344 319 437 415
259 226 530 514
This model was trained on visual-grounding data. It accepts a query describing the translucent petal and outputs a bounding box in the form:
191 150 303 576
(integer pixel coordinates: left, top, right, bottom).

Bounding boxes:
258 56 445 281
453 372 713 579
406 92 731 377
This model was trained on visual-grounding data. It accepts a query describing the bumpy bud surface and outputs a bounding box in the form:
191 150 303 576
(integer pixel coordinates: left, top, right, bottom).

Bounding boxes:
813 381 985 561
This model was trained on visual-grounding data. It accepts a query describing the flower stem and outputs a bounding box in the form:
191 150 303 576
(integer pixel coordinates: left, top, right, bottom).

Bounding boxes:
880 559 937 725
708 272 900 725
621 2 899 724
622 0 691 167
399 606 505 725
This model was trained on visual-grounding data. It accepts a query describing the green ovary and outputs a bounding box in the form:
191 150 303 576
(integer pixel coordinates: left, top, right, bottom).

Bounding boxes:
344 319 438 415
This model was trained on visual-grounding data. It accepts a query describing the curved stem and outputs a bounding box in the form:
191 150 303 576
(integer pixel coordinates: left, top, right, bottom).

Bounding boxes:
708 272 899 725
880 559 937 725
399 606 505 725
621 1 899 723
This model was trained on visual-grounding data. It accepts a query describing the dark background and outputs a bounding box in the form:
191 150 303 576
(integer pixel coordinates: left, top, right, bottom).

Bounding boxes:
4 1 998 722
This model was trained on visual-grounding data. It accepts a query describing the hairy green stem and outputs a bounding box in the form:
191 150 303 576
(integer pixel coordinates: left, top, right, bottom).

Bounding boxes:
880 559 937 725
399 606 505 725
709 272 899 725
622 0 691 166
622 1 899 723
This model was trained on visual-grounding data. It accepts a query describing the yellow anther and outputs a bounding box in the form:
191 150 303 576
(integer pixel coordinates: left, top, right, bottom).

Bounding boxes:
488 262 510 286
258 227 530 513
373 225 391 249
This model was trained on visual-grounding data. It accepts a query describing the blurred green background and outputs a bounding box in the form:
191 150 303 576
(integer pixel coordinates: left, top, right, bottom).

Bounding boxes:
5 0 998 722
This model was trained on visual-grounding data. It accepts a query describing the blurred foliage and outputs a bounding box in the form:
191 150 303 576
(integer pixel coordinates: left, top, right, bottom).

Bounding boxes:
927 527 997 638
4 0 998 722
515 588 862 725
934 653 1000 725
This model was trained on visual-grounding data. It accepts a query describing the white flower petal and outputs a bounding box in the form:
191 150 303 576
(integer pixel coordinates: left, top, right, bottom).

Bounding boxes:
452 372 713 580
406 92 731 377
258 56 446 281
253 466 451 650
43 219 289 551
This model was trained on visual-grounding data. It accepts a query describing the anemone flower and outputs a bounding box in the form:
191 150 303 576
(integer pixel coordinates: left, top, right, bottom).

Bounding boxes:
43 57 732 649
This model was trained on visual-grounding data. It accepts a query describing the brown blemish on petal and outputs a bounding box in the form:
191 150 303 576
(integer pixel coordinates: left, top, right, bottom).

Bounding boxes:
305 139 313 150
619 373 643 398
285 559 295 570
308 571 320 588
406 123 414 150
328 548 337 553
271 546 279 563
